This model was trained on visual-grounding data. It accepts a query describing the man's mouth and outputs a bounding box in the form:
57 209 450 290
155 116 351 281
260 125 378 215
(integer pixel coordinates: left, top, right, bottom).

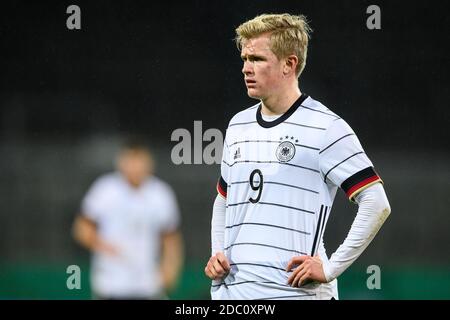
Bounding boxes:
245 79 256 87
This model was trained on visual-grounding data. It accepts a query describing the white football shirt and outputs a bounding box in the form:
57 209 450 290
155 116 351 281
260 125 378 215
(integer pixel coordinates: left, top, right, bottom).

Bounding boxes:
212 94 382 300
82 172 180 298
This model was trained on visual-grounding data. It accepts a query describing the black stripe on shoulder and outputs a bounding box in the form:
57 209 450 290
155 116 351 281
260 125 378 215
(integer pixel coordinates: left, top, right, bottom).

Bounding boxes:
319 133 355 154
229 121 257 127
284 122 327 131
300 105 340 119
323 151 365 183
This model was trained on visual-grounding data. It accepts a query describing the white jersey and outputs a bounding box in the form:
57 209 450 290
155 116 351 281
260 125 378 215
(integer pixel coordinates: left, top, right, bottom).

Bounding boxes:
81 172 180 298
212 94 382 300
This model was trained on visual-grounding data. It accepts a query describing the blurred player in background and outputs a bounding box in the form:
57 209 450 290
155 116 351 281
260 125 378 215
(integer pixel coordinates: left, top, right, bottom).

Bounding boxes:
205 13 391 299
73 139 183 299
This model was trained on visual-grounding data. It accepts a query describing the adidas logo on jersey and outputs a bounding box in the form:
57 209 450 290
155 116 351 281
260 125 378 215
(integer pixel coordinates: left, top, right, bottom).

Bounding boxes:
234 147 241 160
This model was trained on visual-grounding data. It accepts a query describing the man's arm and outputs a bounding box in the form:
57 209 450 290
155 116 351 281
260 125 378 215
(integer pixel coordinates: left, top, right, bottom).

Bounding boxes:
287 183 391 286
159 230 184 292
323 182 391 281
204 194 230 280
72 215 119 256
211 193 226 255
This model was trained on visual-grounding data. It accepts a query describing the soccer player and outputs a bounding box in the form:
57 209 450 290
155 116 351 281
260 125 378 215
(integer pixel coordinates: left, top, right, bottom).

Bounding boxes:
73 139 183 299
204 13 391 300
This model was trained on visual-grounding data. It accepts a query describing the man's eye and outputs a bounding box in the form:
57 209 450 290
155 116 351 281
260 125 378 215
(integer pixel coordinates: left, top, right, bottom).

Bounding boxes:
242 56 262 62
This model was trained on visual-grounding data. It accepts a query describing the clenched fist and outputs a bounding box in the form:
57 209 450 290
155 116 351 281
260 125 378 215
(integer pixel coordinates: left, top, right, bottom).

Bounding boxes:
204 252 231 280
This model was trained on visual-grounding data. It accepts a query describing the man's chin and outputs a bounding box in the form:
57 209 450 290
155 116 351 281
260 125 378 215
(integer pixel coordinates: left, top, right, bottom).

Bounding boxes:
247 89 261 99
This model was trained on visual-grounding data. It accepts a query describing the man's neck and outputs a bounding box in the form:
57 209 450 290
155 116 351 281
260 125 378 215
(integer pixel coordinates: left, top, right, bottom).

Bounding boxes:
260 87 302 116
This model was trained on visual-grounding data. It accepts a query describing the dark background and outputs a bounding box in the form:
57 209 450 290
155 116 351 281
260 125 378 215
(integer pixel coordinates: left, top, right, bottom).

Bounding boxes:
0 0 449 299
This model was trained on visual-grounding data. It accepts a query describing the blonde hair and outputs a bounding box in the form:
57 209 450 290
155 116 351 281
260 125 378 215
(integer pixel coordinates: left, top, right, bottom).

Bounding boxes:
235 13 312 77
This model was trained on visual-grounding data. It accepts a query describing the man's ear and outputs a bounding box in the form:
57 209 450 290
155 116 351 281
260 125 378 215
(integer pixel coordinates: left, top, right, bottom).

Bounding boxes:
284 55 299 75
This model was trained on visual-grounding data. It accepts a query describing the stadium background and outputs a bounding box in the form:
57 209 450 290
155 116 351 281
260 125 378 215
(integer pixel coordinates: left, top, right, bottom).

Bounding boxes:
0 0 449 299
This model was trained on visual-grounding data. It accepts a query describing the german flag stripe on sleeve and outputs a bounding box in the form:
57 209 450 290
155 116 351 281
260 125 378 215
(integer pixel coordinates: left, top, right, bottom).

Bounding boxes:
216 176 228 198
341 167 383 201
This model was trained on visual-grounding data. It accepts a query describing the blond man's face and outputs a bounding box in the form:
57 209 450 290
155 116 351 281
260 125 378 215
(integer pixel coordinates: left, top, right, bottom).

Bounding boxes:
240 33 285 100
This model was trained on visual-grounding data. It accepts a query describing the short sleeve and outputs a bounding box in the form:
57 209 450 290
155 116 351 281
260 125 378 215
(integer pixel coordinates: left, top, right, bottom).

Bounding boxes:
319 118 383 202
159 185 181 233
81 178 109 221
216 132 230 198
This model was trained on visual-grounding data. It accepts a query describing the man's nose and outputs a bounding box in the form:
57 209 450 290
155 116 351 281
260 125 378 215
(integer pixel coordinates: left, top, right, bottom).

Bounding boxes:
242 61 252 75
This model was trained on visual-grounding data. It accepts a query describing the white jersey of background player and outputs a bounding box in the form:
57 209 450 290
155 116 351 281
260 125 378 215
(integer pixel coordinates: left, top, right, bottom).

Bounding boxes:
205 14 391 300
73 140 183 299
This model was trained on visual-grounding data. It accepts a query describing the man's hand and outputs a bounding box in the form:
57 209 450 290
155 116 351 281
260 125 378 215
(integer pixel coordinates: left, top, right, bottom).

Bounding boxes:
73 215 121 257
94 240 121 257
286 255 327 287
204 252 231 280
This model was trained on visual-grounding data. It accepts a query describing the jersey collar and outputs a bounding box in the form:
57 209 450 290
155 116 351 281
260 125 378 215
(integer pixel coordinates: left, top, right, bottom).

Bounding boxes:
256 93 308 128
